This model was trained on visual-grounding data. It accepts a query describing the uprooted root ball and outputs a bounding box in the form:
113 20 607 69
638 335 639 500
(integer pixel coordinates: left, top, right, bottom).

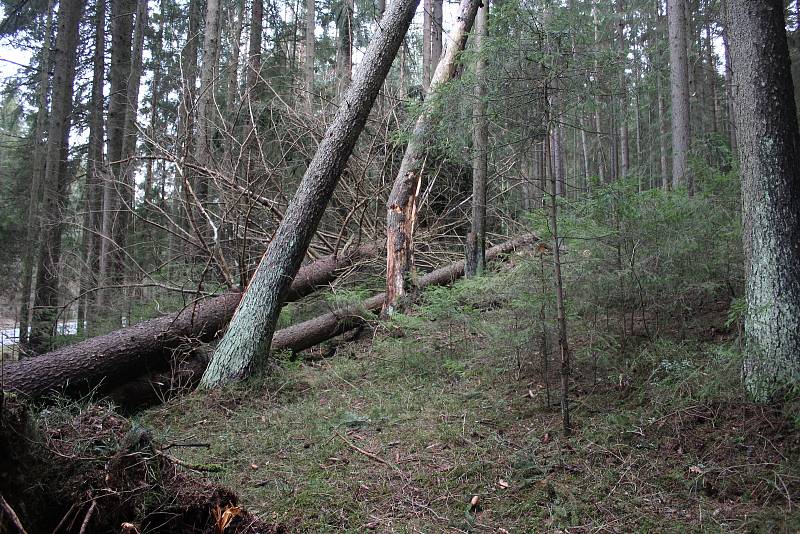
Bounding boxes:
0 394 286 533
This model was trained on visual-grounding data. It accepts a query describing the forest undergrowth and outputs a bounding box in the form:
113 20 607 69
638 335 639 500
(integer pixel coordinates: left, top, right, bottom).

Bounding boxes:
138 286 799 532
6 176 797 532
137 176 800 532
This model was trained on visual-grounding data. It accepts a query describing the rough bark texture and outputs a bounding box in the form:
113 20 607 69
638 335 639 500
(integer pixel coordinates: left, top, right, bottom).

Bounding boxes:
466 0 488 277
2 244 380 399
199 0 421 388
28 0 85 352
384 0 482 317
667 0 692 193
728 0 800 401
110 235 539 408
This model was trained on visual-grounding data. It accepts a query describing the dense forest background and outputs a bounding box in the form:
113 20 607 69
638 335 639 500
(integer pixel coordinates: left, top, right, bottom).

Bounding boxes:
0 0 755 349
1 1 800 532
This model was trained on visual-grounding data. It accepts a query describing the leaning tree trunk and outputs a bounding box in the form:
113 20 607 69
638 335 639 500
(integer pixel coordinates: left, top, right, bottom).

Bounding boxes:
667 0 692 194
466 0 488 277
728 0 800 402
383 0 482 317
198 0 422 389
28 0 85 353
2 243 380 399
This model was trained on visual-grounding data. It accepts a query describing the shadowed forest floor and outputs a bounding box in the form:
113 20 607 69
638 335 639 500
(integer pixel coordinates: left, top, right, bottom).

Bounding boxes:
141 266 800 533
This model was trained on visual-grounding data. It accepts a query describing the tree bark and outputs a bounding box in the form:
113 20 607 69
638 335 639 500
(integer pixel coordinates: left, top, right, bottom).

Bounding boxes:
3 243 381 399
198 0 421 388
17 0 54 348
667 0 692 193
28 0 85 352
728 0 800 401
466 0 488 278
383 0 482 317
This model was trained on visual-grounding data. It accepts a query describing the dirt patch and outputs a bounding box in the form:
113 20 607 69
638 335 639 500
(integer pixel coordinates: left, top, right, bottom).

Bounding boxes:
0 394 288 533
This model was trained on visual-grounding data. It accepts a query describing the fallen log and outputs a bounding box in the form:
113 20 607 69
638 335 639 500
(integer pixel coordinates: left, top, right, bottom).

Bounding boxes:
2 242 380 399
109 234 539 409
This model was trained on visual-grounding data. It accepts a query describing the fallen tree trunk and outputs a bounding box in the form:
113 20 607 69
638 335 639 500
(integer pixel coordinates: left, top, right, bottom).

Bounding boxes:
109 234 539 409
2 242 380 399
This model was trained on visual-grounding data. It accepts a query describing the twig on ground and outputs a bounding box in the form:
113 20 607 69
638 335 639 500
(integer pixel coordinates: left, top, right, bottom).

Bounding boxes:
78 501 96 534
156 450 223 472
335 431 406 478
0 494 29 534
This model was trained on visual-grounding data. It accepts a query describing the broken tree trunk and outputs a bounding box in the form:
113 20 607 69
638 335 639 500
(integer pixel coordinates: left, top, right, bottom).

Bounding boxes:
384 0 482 317
2 243 380 399
199 0 421 389
110 234 540 409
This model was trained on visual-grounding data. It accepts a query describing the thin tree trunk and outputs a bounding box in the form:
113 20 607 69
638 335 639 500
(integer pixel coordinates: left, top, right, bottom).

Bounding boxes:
667 0 692 193
304 0 313 102
546 110 571 436
85 0 106 336
225 0 244 121
721 0 737 156
337 0 354 97
423 0 432 92
728 0 800 401
144 0 165 204
592 1 607 183
18 0 54 348
200 0 422 388
193 0 221 202
383 0 482 317
466 0 488 277
657 73 670 189
98 0 135 325
579 116 590 192
432 0 443 66
28 0 85 352
618 0 630 178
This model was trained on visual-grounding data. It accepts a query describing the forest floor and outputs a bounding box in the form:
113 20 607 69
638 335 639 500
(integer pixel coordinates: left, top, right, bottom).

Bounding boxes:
141 269 800 533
